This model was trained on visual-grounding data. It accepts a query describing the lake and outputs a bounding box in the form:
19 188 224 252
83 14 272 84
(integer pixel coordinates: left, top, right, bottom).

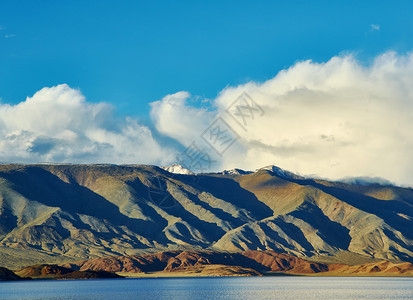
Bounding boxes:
1 277 412 299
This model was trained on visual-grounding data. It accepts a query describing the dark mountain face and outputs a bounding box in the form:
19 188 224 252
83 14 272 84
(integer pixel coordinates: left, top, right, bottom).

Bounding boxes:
0 266 23 281
0 164 412 269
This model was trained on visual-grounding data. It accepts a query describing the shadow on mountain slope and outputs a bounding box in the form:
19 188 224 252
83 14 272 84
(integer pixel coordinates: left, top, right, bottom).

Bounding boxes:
0 167 156 238
180 174 274 221
288 201 351 250
288 178 413 241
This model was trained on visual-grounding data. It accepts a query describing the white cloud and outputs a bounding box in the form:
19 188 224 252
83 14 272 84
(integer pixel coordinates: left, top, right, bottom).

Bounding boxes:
0 84 173 164
370 24 380 31
150 91 215 146
3 52 413 187
4 34 16 38
151 52 413 186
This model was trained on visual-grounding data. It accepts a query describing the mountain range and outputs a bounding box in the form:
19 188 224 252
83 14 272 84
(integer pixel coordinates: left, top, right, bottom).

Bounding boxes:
0 163 412 271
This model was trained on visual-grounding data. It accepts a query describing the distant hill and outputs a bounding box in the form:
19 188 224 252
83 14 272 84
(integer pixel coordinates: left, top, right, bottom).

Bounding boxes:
0 163 412 269
61 250 413 277
61 250 328 276
15 264 122 279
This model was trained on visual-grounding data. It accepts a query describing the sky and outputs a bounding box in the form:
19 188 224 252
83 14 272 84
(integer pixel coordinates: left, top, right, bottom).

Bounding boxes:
1 0 413 186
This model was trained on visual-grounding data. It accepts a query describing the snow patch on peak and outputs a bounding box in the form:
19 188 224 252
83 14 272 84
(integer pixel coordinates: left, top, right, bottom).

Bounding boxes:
162 163 194 175
221 168 252 175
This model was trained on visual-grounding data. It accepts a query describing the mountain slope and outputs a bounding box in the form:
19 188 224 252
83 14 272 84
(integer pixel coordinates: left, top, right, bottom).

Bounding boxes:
0 163 412 269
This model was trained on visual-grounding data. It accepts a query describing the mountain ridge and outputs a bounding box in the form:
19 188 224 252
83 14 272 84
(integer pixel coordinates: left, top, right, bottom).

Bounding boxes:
0 163 412 269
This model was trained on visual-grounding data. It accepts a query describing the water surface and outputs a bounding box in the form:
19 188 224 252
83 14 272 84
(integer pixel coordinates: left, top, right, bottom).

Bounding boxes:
1 277 412 299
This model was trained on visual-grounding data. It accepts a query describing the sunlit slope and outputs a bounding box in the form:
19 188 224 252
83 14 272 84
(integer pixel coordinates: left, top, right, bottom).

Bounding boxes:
0 164 412 268
214 171 413 262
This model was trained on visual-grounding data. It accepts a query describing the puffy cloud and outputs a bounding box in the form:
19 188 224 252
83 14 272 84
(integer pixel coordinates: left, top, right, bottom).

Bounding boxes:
3 52 413 187
151 52 413 186
0 84 173 164
150 91 214 146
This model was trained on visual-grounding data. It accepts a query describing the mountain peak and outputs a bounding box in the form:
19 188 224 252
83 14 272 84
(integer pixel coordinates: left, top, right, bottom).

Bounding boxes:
161 163 194 175
220 168 252 175
257 165 305 180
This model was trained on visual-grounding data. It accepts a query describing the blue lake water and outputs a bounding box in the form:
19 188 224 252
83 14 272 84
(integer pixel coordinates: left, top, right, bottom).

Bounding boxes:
0 277 412 300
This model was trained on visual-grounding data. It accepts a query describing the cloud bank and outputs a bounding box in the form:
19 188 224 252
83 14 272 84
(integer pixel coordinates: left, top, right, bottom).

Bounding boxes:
1 52 413 186
0 84 173 164
152 52 413 186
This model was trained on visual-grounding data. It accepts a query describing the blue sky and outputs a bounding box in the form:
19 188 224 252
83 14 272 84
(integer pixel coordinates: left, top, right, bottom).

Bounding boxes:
1 0 413 117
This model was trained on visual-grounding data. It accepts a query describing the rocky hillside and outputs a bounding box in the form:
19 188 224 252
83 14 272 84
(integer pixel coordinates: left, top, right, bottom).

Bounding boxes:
61 250 413 277
62 250 328 275
15 264 73 278
0 164 412 269
15 264 122 279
